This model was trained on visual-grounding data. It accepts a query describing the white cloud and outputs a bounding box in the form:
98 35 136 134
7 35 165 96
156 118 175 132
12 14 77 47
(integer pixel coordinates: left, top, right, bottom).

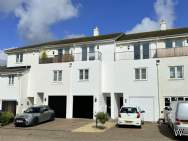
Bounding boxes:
128 0 175 33
0 0 79 43
0 0 23 13
64 34 85 39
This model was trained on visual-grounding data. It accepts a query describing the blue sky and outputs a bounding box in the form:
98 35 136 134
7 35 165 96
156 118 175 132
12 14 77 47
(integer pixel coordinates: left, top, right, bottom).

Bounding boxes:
0 0 188 52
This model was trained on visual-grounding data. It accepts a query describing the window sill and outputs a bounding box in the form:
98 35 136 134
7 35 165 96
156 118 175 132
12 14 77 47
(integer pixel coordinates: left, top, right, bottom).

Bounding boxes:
52 81 63 84
78 79 89 82
16 62 23 64
168 78 184 81
134 79 147 81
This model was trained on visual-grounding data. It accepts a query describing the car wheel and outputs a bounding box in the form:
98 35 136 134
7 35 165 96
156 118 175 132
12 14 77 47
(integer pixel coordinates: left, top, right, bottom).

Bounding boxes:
137 125 142 129
50 114 55 121
142 121 144 125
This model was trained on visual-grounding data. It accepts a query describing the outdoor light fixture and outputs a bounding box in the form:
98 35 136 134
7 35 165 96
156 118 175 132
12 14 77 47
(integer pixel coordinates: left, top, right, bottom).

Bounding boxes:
69 63 72 68
44 98 47 102
95 98 97 102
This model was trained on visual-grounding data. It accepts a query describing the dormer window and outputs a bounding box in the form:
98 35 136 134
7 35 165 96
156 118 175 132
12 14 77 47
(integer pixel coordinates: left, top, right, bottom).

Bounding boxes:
16 53 23 63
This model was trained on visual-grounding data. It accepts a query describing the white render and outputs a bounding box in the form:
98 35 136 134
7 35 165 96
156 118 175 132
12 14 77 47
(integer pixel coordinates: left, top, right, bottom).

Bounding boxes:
1 28 188 122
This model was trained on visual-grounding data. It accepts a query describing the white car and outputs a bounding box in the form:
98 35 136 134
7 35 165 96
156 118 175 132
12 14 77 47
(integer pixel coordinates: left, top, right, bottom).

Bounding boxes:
117 106 145 128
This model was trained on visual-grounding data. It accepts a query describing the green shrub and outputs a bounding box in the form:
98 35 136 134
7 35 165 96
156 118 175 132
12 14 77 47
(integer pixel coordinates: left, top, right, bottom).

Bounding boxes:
0 112 14 126
95 112 109 128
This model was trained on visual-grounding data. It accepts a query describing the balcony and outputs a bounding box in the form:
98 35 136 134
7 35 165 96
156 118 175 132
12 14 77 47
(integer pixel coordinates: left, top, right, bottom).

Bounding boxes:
115 46 188 60
155 47 188 58
39 52 102 64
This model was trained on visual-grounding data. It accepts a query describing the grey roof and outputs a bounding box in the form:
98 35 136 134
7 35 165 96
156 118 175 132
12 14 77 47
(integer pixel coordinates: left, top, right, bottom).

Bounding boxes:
117 27 188 42
5 33 123 53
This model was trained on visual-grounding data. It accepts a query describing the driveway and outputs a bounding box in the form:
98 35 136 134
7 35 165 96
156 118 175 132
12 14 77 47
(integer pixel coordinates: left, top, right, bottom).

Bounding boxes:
0 119 188 141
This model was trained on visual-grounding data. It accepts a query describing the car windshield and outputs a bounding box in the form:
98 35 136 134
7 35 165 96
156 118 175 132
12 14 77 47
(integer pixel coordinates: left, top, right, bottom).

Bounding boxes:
120 107 137 113
24 107 42 113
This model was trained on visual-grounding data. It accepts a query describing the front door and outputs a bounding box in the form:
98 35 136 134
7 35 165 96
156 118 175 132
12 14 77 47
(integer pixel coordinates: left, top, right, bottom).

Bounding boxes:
106 97 111 117
120 96 123 109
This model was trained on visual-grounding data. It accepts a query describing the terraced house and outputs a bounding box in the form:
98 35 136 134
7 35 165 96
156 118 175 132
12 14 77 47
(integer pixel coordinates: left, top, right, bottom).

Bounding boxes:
1 22 188 122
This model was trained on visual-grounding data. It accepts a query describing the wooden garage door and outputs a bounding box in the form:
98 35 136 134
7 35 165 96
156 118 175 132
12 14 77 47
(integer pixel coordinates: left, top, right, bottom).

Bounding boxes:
129 97 154 121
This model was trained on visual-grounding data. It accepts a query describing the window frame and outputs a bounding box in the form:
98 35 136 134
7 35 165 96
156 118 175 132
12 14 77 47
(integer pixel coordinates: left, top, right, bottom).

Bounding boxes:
16 53 23 63
134 67 147 81
169 66 184 80
53 70 63 82
8 75 15 85
79 69 89 81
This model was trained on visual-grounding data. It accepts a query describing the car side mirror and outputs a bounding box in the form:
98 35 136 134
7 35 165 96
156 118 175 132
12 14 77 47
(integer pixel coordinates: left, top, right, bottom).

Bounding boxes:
141 110 145 113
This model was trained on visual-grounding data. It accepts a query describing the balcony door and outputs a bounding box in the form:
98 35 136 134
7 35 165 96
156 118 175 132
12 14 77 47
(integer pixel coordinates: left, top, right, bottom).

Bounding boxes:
82 47 87 61
134 44 140 60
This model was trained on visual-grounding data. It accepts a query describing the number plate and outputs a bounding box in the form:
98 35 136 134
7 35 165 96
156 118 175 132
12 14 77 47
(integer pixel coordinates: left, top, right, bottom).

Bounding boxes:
125 121 132 123
16 120 24 123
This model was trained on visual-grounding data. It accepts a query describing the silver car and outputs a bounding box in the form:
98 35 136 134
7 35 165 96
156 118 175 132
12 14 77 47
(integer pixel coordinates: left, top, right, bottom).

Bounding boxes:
164 101 188 136
14 105 55 127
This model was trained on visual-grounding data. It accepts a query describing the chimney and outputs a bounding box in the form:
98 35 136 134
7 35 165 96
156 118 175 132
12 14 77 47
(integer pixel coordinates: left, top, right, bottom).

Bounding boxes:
93 26 100 36
160 20 167 31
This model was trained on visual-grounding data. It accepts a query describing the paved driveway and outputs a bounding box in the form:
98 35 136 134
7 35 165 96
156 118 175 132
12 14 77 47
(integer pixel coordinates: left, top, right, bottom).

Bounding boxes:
0 119 188 141
2 118 92 132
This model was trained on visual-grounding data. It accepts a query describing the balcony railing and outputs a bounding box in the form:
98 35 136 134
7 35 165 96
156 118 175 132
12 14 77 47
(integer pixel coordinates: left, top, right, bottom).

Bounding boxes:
155 47 188 58
39 51 102 64
115 46 188 60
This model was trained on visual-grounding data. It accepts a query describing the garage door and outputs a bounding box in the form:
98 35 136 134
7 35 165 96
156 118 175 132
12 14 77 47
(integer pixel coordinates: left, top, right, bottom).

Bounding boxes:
129 97 154 121
73 96 93 119
48 96 66 118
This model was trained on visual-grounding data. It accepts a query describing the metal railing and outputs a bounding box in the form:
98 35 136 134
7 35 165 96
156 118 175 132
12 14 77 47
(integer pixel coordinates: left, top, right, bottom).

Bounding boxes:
39 51 102 64
115 49 156 60
115 46 188 60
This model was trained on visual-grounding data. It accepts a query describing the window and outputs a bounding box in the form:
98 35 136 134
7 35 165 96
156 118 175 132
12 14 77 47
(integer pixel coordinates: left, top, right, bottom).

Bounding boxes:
143 42 150 59
82 47 87 61
171 97 177 101
165 98 170 107
135 68 147 80
16 53 23 63
165 40 173 48
53 70 62 82
8 75 14 85
178 97 184 101
89 46 95 60
134 44 140 60
185 98 188 101
134 43 150 60
175 39 183 47
79 69 89 80
169 66 184 79
64 48 70 54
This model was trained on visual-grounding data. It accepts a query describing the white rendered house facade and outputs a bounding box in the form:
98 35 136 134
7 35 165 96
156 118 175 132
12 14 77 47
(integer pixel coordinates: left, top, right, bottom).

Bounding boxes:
1 26 188 122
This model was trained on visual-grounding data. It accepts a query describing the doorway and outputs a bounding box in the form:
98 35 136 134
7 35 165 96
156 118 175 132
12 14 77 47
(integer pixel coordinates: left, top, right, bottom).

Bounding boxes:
106 97 111 117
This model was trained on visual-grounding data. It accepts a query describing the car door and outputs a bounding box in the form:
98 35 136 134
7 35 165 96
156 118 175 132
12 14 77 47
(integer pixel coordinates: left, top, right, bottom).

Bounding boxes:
40 107 49 122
